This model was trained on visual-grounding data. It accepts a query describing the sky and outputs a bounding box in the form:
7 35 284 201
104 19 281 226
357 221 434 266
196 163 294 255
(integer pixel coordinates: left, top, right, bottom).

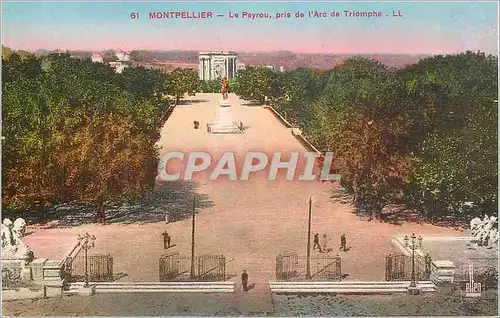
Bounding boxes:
1 1 498 54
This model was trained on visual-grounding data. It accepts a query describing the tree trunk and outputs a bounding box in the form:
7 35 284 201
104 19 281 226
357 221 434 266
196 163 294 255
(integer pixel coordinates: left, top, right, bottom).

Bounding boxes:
37 203 48 224
95 203 106 224
176 96 180 105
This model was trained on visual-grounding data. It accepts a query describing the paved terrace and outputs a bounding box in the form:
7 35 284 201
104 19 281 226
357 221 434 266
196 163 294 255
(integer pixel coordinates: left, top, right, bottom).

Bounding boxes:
25 93 462 289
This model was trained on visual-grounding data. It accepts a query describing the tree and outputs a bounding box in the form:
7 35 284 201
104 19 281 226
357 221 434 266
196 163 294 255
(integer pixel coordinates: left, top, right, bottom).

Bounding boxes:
2 53 166 221
63 112 158 222
270 68 328 126
402 52 498 218
233 67 279 105
301 58 412 218
165 68 199 104
334 112 412 220
119 66 167 100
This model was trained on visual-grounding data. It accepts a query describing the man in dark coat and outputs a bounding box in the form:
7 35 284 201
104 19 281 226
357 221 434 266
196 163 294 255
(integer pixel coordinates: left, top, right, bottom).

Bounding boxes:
241 269 249 292
340 234 347 252
162 231 171 249
313 233 322 252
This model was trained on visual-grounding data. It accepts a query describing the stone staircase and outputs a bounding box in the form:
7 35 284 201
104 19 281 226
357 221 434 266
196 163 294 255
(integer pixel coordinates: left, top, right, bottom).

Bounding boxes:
268 281 436 294
64 281 236 294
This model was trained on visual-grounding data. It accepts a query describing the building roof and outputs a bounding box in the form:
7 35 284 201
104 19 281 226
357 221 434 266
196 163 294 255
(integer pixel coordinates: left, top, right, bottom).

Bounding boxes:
199 51 237 56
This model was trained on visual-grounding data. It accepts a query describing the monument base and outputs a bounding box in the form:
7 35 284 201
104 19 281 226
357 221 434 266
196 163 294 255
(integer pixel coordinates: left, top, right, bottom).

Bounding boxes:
209 122 242 134
209 99 242 134
219 99 231 107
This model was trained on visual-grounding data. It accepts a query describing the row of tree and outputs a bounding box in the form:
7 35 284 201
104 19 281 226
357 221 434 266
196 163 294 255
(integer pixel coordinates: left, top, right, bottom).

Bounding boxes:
1 51 200 221
232 52 498 220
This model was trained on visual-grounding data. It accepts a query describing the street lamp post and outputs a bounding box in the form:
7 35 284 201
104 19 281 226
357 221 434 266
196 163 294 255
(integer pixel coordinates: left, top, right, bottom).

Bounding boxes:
77 233 96 288
190 194 196 279
306 197 312 280
404 233 423 293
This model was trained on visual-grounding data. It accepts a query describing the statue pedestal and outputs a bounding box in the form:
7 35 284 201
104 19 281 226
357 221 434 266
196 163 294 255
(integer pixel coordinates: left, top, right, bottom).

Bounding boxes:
209 100 241 134
2 258 33 287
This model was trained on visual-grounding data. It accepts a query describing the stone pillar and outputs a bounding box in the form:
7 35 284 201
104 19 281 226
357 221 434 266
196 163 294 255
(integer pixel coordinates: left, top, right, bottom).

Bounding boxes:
199 58 203 80
431 260 455 284
202 58 206 80
42 260 65 297
208 58 212 80
203 58 207 80
225 58 229 78
31 258 47 285
233 58 237 77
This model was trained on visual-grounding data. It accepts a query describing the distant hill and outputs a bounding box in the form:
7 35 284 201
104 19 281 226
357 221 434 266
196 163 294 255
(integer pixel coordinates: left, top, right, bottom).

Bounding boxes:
130 50 428 70
35 49 54 55
237 51 429 70
130 50 199 63
9 47 429 70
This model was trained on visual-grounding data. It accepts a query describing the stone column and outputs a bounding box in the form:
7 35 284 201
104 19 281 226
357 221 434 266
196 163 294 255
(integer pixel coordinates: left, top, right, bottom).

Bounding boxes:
225 58 229 78
233 58 237 77
208 57 212 80
202 58 207 80
199 58 203 80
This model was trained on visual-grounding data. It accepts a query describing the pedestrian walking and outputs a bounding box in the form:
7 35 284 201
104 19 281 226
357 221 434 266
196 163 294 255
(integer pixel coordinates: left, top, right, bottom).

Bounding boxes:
322 234 331 253
165 213 170 224
239 121 244 131
340 234 347 252
241 269 249 292
313 233 322 252
162 231 171 249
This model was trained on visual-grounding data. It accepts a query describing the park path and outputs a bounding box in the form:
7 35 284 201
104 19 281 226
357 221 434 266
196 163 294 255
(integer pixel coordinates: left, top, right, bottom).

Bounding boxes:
25 93 463 290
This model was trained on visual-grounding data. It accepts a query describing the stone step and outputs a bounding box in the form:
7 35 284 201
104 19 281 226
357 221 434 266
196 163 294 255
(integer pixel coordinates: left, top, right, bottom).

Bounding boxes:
268 281 436 294
64 288 235 294
269 281 435 285
269 284 435 289
65 281 236 294
69 285 234 290
271 288 406 293
270 287 436 294
69 281 235 286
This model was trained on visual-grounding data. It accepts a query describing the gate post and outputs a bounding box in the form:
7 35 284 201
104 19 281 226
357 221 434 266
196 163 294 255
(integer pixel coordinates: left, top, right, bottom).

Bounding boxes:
276 255 282 281
386 254 392 281
335 254 342 281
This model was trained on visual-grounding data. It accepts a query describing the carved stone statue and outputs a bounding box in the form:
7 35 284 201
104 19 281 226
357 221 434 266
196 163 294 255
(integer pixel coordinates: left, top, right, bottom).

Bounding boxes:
2 218 14 249
470 217 482 237
470 215 498 249
1 218 34 261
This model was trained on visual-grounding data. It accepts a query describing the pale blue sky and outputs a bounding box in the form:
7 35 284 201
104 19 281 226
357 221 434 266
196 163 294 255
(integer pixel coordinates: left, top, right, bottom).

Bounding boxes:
2 1 498 54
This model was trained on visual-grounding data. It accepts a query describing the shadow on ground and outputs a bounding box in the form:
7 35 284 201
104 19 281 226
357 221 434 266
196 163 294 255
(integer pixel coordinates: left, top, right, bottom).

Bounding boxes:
241 100 262 107
329 188 469 229
4 181 214 228
176 99 209 105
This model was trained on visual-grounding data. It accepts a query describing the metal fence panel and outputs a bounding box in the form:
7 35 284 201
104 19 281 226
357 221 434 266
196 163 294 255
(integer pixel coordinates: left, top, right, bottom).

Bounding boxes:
385 253 431 281
276 253 341 281
69 254 114 282
159 253 226 281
